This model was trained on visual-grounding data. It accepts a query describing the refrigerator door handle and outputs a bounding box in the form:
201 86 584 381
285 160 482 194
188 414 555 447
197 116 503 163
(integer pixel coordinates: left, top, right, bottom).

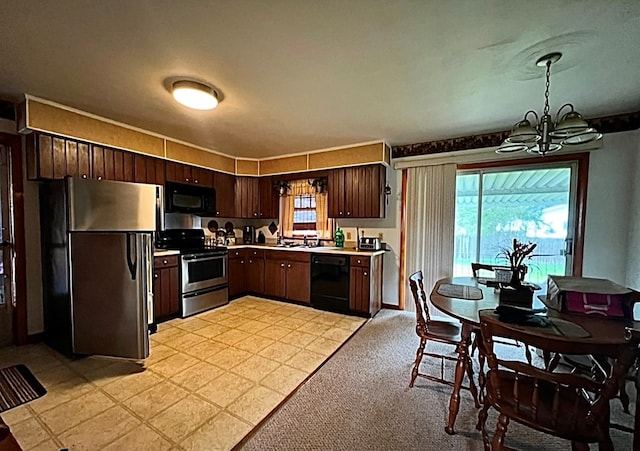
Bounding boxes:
126 232 137 280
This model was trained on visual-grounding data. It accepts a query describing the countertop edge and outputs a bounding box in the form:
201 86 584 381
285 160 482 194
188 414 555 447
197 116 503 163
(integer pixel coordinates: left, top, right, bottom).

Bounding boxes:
227 244 384 257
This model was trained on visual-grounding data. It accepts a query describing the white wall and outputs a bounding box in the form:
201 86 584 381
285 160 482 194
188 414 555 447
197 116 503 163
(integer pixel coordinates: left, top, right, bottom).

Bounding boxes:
625 131 640 290
22 154 44 334
582 130 638 285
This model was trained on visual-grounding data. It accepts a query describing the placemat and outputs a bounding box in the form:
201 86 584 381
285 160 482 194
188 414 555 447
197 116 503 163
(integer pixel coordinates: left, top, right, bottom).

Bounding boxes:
0 364 47 413
436 284 483 300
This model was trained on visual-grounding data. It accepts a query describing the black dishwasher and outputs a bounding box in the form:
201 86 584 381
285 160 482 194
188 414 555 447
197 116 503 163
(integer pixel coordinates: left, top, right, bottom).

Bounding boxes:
310 254 350 314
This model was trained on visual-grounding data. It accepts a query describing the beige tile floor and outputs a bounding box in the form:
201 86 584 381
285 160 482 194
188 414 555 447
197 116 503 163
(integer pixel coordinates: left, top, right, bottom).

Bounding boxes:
0 296 365 450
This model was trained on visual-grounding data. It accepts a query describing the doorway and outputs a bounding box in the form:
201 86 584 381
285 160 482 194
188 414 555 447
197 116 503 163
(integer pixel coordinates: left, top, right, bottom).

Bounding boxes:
453 162 580 285
0 144 15 346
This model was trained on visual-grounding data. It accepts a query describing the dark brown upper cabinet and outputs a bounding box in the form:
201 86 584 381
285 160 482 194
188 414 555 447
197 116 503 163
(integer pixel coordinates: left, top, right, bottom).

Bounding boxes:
166 161 212 187
134 153 165 185
92 145 135 182
212 171 236 217
259 176 279 219
234 176 259 219
27 133 90 180
328 164 386 218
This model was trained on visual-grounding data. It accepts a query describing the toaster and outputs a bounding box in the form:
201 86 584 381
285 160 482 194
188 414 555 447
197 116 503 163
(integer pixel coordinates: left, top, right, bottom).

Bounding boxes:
358 237 382 251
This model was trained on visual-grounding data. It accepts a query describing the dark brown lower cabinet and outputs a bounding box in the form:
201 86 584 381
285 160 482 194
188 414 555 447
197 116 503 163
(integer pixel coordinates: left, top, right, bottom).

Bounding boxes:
246 254 265 295
349 254 383 317
229 249 264 297
228 251 246 298
264 251 310 303
153 255 179 322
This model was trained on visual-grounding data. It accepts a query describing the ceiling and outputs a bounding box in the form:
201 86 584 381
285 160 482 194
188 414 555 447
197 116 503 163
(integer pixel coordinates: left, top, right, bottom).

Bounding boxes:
1 1 639 159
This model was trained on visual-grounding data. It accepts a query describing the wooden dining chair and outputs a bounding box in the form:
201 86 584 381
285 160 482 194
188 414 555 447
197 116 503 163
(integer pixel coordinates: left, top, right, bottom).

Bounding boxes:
477 311 639 451
408 271 479 406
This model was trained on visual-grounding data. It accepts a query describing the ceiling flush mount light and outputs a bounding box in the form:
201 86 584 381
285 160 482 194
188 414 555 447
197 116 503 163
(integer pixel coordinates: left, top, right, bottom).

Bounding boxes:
171 80 219 110
497 52 601 156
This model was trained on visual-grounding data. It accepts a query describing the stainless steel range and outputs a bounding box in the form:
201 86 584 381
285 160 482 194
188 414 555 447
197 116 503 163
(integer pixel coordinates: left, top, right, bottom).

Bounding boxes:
156 229 229 317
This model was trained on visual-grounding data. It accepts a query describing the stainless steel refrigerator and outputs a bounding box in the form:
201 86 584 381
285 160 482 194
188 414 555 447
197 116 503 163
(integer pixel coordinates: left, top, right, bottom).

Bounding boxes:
40 177 159 359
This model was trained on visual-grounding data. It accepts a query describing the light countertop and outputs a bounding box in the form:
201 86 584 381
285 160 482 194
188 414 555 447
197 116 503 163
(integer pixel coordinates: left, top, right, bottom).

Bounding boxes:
227 244 385 257
154 249 180 257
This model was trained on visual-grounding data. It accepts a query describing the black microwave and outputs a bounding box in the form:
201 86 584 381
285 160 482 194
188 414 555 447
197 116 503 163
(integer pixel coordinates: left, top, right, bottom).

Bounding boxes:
165 181 216 216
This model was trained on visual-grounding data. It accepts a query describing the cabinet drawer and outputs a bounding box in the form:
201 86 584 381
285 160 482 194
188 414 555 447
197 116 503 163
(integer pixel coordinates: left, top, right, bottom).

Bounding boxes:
286 252 310 263
229 249 246 259
154 255 178 268
248 249 265 259
350 255 370 268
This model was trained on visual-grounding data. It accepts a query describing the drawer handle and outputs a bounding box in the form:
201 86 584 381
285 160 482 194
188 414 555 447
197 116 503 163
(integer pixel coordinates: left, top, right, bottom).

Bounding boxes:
363 271 368 276
240 260 244 264
163 259 168 264
185 178 190 182
280 263 285 267
347 211 351 216
357 259 361 264
287 264 291 268
154 274 158 278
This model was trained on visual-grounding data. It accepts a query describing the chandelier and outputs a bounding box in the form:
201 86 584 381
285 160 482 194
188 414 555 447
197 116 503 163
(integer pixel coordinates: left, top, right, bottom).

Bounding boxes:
497 52 602 156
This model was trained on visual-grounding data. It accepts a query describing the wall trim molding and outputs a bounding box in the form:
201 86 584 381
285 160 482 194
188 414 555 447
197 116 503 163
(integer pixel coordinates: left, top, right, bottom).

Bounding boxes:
392 110 640 159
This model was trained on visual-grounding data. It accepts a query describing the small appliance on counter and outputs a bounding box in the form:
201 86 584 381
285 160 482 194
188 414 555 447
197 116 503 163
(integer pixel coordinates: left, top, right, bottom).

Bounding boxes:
257 231 266 244
243 225 256 244
358 237 382 251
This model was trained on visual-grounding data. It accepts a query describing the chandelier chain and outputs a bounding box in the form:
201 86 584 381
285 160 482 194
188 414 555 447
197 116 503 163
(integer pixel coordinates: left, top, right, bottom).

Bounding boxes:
543 60 551 118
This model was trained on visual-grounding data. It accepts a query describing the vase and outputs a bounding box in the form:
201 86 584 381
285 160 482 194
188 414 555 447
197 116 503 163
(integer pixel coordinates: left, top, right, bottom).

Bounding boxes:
509 265 527 286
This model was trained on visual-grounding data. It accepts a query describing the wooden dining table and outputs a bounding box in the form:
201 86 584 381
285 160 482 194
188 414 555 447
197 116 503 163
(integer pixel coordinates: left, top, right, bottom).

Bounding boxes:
430 276 640 440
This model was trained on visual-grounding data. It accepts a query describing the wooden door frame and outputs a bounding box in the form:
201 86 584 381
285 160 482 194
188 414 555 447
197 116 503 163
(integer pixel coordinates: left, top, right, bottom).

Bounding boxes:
0 132 28 345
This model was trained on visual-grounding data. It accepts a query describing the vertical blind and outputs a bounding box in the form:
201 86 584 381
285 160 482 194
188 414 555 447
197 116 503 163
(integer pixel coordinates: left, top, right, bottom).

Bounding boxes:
405 164 456 313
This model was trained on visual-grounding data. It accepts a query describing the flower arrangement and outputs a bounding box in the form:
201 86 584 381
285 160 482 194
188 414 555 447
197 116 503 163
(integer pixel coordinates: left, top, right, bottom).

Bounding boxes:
499 239 537 269
497 239 537 286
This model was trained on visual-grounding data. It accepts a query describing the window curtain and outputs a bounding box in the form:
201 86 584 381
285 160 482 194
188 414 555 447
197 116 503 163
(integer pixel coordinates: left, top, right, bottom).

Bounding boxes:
280 179 333 239
314 192 334 239
405 164 457 314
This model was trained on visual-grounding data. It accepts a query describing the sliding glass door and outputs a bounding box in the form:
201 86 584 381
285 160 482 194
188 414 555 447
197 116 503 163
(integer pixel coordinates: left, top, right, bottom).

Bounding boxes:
454 162 577 285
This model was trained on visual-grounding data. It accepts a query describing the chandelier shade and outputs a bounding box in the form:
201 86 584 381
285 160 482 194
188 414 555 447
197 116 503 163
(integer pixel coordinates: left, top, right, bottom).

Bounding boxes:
497 52 601 156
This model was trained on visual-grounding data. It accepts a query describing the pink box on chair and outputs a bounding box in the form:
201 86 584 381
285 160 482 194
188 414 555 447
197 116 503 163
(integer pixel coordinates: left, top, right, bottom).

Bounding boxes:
546 276 639 319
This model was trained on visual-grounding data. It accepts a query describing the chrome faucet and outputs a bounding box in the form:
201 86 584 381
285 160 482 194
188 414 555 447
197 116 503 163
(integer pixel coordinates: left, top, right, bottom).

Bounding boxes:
303 234 308 246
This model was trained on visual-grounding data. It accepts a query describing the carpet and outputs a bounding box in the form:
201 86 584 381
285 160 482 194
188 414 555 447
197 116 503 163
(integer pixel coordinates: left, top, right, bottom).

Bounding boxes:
0 364 47 413
238 309 635 450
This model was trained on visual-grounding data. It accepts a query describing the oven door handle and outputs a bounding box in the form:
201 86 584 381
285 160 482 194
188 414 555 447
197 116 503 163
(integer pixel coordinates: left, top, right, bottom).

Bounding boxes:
182 254 227 262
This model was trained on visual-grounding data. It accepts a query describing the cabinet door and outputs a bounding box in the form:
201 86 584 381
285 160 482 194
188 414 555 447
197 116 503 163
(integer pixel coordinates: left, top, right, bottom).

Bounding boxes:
327 168 346 218
259 176 279 219
92 146 135 182
192 167 213 186
264 258 286 298
286 261 310 303
153 266 179 322
235 177 259 218
113 148 135 182
349 266 370 314
28 134 91 180
247 258 265 294
228 257 245 297
344 165 385 218
213 171 236 217
153 269 164 319
166 161 194 184
64 139 91 179
146 156 166 186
